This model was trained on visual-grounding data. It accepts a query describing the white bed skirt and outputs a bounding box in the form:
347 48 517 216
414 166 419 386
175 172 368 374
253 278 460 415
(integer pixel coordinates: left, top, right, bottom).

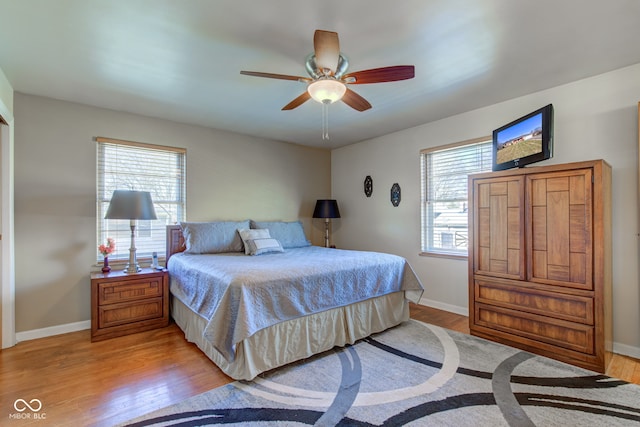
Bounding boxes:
171 292 410 380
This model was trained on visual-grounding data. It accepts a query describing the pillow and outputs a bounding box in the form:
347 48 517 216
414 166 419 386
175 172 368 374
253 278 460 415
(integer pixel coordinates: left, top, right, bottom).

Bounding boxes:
245 238 284 256
180 220 250 254
250 220 311 248
238 228 271 254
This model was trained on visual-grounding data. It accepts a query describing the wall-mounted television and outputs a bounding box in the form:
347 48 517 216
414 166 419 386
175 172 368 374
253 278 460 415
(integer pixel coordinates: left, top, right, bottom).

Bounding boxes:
492 104 553 171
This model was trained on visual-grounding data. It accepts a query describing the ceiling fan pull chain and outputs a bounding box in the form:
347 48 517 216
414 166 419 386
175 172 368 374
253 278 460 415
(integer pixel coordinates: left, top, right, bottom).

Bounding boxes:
322 102 330 140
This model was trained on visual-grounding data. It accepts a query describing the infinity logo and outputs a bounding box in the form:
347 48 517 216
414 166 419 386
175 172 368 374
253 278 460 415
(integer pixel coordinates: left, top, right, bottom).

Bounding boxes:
14 399 43 412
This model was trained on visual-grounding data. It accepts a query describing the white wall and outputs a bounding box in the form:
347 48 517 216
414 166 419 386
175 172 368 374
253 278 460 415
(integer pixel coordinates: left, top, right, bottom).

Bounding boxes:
13 93 331 333
332 63 640 358
0 69 13 116
0 67 16 348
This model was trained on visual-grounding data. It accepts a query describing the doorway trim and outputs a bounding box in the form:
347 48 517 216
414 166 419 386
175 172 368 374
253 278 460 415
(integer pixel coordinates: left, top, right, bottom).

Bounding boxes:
0 112 15 348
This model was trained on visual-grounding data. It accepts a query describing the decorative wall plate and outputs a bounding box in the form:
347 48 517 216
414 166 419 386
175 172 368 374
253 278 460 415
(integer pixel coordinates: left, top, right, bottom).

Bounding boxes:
364 175 373 197
391 183 401 207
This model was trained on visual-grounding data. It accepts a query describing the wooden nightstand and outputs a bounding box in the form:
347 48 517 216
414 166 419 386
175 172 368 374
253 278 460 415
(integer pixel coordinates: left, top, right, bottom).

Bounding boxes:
91 268 169 342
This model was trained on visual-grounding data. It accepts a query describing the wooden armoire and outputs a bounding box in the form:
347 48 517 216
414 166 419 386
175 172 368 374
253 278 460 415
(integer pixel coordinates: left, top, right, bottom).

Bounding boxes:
468 159 612 372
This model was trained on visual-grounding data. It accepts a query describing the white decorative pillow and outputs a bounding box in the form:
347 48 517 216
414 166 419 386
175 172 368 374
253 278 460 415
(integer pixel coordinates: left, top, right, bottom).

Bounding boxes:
180 220 250 254
250 220 311 248
238 228 271 254
245 238 284 256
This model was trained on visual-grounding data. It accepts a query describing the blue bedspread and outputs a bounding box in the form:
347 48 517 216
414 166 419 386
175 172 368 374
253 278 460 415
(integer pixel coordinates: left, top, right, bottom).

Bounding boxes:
168 246 424 361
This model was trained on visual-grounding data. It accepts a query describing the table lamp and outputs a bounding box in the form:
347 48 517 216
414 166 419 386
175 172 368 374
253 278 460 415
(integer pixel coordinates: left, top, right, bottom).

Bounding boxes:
313 199 341 248
105 190 157 273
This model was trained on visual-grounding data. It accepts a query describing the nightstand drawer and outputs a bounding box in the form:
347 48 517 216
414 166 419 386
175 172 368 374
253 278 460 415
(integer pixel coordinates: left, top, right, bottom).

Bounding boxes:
91 269 169 342
98 277 163 305
98 297 164 329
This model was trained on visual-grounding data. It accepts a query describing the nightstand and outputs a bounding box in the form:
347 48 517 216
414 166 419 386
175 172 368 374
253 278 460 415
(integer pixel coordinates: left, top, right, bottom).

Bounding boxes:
91 268 169 342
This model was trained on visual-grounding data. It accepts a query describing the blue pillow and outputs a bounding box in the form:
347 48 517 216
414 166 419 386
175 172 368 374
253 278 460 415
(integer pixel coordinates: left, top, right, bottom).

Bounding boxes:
250 220 311 248
181 220 250 253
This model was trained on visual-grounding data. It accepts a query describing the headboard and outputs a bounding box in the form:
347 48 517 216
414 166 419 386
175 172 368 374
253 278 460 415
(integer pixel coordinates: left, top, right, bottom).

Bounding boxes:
166 224 186 264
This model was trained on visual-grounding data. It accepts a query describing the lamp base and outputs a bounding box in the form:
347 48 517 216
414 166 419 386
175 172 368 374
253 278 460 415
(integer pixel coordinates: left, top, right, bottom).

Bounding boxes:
123 264 142 274
124 222 141 274
324 218 330 248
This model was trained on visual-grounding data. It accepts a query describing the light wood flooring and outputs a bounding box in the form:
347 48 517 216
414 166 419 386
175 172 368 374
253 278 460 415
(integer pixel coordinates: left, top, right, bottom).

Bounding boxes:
2 304 639 426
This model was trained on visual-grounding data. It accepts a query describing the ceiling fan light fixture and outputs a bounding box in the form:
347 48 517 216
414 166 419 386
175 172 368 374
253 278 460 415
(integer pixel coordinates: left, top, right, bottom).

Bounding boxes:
307 79 346 104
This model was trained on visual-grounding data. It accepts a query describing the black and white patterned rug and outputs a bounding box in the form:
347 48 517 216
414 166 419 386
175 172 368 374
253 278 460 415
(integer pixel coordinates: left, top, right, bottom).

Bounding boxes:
121 320 640 426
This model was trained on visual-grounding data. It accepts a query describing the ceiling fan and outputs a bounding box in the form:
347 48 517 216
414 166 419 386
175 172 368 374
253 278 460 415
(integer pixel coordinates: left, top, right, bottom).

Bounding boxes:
240 30 415 113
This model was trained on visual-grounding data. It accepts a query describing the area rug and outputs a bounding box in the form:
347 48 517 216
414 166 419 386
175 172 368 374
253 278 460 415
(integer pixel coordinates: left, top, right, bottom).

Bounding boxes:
120 320 640 426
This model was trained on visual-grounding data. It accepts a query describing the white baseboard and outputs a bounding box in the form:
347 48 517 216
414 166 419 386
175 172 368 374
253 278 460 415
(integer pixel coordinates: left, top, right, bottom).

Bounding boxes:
613 342 640 360
418 297 469 317
16 320 90 343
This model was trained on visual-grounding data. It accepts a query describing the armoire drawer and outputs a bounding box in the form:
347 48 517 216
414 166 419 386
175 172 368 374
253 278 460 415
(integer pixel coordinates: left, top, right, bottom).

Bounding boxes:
474 278 594 325
474 303 594 355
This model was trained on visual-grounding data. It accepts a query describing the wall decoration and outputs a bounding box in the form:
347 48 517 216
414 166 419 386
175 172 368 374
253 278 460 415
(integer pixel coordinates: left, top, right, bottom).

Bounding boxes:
364 175 373 197
390 183 401 207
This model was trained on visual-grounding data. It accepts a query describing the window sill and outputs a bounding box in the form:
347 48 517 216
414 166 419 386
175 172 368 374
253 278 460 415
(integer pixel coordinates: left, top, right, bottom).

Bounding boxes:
419 251 467 261
93 256 166 272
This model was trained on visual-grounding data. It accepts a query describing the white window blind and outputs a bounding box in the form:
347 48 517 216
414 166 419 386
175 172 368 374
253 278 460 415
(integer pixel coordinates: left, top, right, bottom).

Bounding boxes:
96 137 186 261
421 138 492 257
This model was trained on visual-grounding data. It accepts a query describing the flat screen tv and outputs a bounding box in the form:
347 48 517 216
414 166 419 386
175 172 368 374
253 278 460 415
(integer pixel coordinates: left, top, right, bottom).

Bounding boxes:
492 104 553 171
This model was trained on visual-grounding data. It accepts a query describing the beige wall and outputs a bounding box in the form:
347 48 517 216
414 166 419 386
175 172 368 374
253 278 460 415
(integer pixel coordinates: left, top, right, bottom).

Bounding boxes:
13 93 331 332
332 62 640 359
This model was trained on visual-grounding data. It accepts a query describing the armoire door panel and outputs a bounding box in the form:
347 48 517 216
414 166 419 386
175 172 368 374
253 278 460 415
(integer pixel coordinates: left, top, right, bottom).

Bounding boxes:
490 181 508 196
546 176 569 192
570 253 587 283
507 180 520 206
569 205 586 253
489 194 508 261
473 176 525 280
546 190 570 267
491 259 508 274
530 178 547 206
547 264 570 282
569 174 586 204
477 207 491 248
532 250 547 278
507 207 520 249
508 249 521 275
478 246 490 271
478 208 491 247
528 169 593 290
478 183 490 208
531 206 547 251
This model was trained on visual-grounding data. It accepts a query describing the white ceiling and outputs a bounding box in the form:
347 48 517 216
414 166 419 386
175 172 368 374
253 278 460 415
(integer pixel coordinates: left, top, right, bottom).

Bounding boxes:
1 0 639 149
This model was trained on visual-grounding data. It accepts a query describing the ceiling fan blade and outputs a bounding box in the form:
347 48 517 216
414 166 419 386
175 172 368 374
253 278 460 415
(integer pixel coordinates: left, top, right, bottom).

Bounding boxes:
314 30 340 74
282 92 311 110
341 88 372 112
240 71 311 82
342 65 415 84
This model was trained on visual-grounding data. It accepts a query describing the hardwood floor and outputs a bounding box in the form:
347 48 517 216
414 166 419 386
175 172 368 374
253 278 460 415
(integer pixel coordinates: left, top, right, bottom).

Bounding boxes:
2 304 639 426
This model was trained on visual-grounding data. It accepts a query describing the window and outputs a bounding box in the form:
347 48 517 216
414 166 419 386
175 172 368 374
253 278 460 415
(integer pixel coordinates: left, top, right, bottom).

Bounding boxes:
96 137 186 262
421 137 492 257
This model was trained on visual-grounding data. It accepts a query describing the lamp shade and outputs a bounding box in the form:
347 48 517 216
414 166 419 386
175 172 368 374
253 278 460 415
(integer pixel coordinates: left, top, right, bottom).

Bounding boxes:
313 199 341 219
105 190 157 220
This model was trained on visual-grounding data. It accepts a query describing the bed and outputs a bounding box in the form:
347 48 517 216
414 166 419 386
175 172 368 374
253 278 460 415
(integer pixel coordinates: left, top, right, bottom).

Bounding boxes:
165 221 424 380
